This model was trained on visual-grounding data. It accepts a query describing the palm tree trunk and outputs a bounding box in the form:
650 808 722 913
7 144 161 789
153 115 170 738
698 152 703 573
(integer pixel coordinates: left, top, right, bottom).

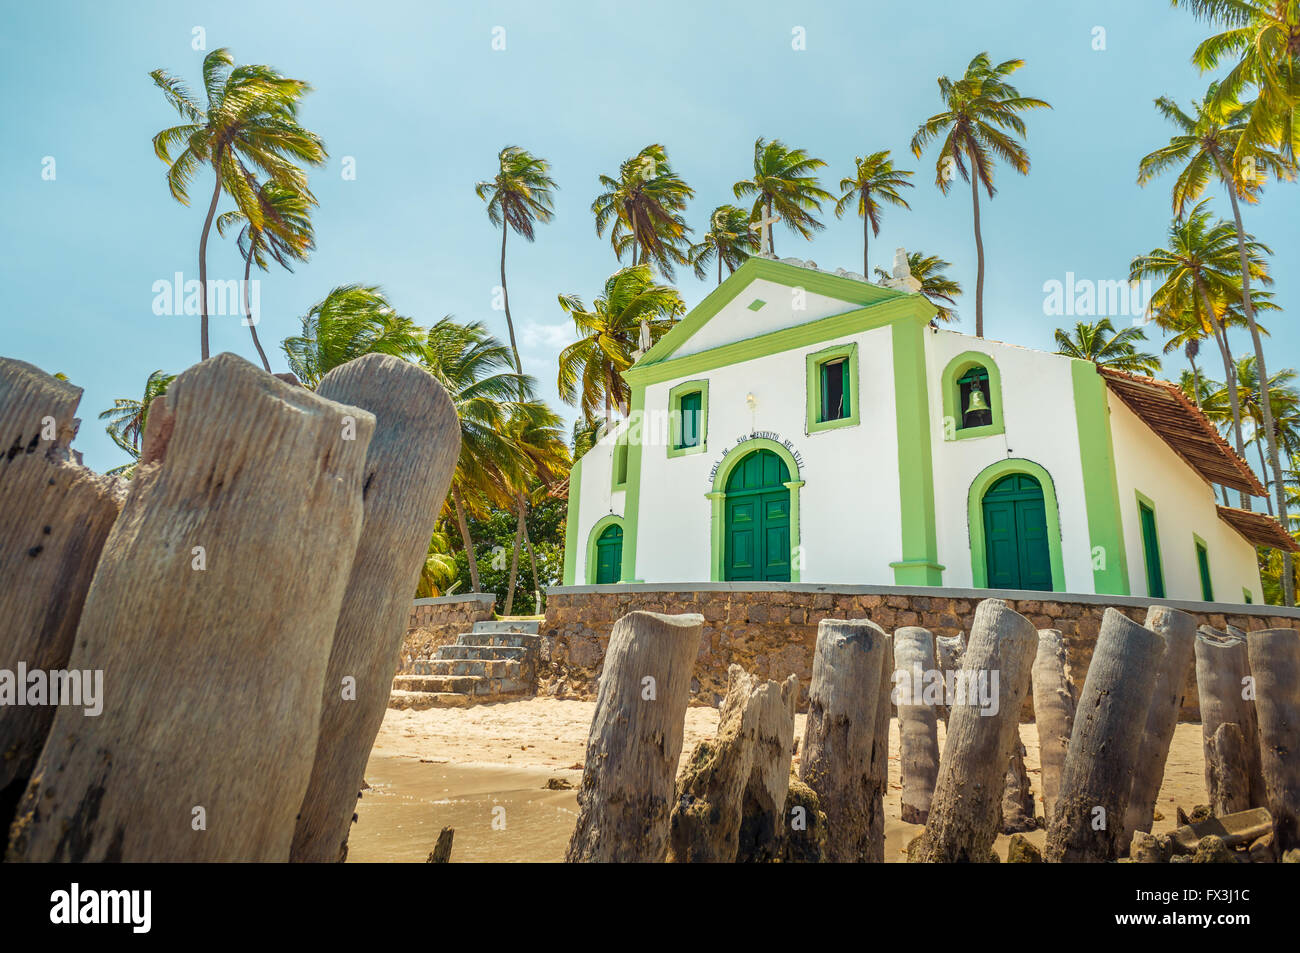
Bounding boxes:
717 253 722 287
1218 159 1292 604
504 499 524 615
1189 354 1202 408
499 225 524 380
1257 440 1275 516
863 208 870 278
198 153 225 361
968 165 986 338
522 503 541 611
451 485 481 593
241 244 272 373
766 197 776 256
1199 287 1251 510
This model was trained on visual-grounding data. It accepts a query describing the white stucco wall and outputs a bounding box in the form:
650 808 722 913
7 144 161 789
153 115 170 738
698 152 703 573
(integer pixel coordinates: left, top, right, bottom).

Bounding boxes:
1109 392 1261 603
569 424 624 585
925 331 1096 592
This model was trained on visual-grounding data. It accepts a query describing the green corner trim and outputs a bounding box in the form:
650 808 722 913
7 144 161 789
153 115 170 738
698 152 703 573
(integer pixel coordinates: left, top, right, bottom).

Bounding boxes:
1070 359 1130 595
619 386 646 583
805 342 860 434
968 458 1067 592
940 350 1005 441
625 294 934 388
892 319 942 586
585 514 626 585
561 455 583 585
1135 489 1166 598
706 438 802 582
637 256 908 367
667 379 710 458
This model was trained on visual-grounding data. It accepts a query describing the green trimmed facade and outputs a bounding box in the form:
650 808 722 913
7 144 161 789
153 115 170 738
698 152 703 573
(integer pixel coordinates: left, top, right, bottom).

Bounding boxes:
563 256 1263 603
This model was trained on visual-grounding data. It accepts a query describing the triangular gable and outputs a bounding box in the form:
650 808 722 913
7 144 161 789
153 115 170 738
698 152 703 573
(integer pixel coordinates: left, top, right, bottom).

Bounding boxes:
635 257 915 368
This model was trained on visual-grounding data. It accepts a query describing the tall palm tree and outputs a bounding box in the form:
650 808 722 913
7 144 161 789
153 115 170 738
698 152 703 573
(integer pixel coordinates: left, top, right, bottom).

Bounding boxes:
281 284 423 388
150 48 326 360
1232 355 1300 513
1138 93 1293 578
1053 318 1163 374
216 177 316 372
557 265 685 425
689 205 759 284
99 370 176 476
1174 0 1300 163
1130 201 1273 480
421 318 535 594
910 52 1051 338
873 250 963 324
733 138 832 256
592 144 694 279
475 146 558 378
834 151 914 276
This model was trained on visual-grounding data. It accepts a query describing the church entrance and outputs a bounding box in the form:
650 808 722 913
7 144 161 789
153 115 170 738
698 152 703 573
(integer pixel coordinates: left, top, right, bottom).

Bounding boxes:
724 449 791 582
980 473 1053 591
594 523 622 584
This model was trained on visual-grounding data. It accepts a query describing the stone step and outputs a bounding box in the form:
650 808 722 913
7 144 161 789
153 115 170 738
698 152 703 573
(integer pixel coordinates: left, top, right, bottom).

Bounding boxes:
388 690 472 710
472 619 540 635
405 658 521 678
392 674 529 696
455 632 541 649
435 644 529 661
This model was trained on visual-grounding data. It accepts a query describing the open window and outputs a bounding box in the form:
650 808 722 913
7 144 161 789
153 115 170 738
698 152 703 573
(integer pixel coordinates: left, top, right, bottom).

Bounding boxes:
668 380 709 457
940 351 1004 440
805 342 859 434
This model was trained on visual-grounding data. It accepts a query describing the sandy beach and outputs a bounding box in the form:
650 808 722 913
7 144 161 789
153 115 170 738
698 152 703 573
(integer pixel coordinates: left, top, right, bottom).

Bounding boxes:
348 699 1211 862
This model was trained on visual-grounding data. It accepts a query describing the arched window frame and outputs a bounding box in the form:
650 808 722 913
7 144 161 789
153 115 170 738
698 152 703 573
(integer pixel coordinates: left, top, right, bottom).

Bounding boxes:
940 350 1005 441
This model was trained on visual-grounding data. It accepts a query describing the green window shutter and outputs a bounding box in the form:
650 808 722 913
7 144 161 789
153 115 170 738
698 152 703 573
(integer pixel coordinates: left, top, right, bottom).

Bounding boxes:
1196 542 1213 602
840 358 851 419
678 391 701 448
1138 502 1164 598
818 362 830 421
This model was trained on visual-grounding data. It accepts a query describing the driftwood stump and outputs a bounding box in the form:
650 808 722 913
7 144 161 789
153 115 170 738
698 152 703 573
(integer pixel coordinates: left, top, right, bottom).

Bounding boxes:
1247 629 1300 852
912 599 1036 863
0 359 122 840
1001 740 1036 834
935 633 966 724
1122 605 1197 846
1031 629 1075 824
799 619 889 862
1196 628 1266 809
1045 608 1164 862
870 632 894 855
291 354 460 863
1208 723 1252 817
668 665 797 863
427 827 454 863
893 627 939 825
6 354 374 862
566 611 702 862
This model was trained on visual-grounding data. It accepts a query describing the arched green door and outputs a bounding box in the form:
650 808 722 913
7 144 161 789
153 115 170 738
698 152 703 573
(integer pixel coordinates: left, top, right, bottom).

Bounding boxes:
594 523 623 584
724 449 791 581
981 473 1052 591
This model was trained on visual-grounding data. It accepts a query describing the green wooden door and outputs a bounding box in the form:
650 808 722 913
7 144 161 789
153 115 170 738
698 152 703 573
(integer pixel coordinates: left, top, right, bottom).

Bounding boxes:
981 473 1053 591
724 450 791 582
594 524 622 584
1139 502 1164 598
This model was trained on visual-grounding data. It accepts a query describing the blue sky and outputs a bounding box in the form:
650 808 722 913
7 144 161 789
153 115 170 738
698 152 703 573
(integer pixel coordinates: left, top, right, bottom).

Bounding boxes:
2 0 1296 473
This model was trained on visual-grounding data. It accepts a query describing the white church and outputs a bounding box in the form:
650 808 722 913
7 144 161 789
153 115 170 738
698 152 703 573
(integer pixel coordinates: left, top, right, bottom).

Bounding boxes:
561 253 1292 604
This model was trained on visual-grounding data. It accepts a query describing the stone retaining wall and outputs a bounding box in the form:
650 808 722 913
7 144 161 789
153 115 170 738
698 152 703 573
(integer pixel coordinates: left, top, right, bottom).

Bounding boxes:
537 584 1300 721
399 593 497 673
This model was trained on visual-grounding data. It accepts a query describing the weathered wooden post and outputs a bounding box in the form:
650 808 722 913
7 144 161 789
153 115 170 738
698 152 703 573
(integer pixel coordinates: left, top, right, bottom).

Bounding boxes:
1045 608 1164 862
912 599 1037 863
1001 741 1036 833
799 619 888 862
935 632 966 724
669 666 797 863
291 354 460 863
6 354 374 862
893 627 939 825
1207 723 1251 817
566 611 702 862
1195 628 1266 808
0 359 122 841
1247 629 1300 852
1122 605 1197 845
870 632 893 856
1031 629 1075 824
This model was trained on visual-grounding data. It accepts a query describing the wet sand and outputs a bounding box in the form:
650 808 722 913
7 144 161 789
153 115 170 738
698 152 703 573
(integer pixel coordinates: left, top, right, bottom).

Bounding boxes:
348 699 1209 862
